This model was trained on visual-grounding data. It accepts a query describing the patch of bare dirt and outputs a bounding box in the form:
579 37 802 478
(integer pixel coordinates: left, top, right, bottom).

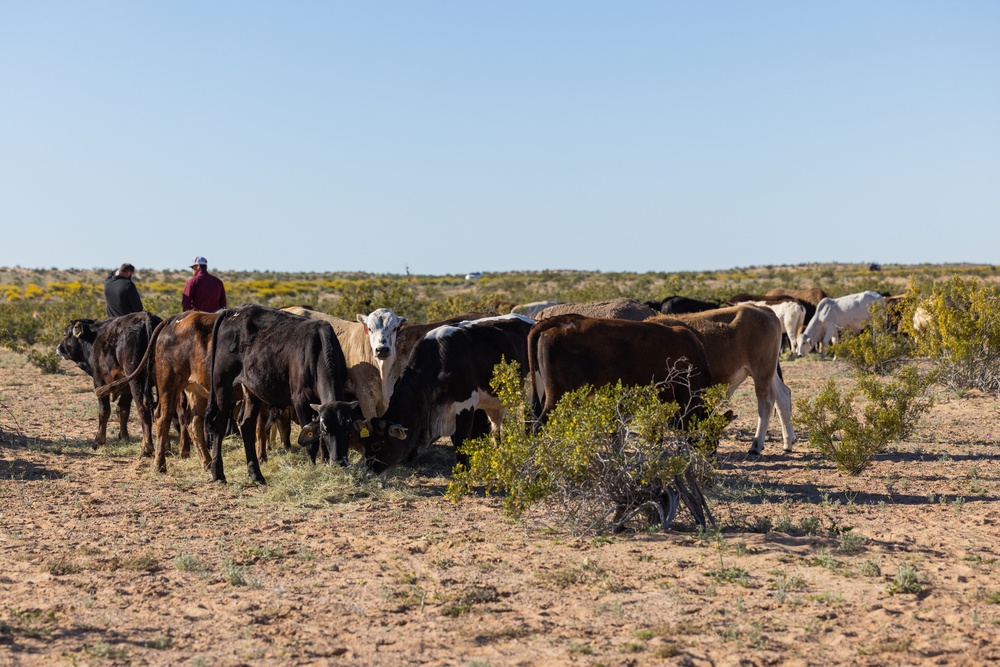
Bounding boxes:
1 348 999 666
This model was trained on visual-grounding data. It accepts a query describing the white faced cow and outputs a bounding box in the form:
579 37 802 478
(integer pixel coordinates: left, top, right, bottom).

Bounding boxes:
796 291 885 358
750 300 806 354
282 307 406 418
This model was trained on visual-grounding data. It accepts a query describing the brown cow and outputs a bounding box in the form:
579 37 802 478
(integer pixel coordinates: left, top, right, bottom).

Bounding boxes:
764 287 828 307
535 298 658 322
528 314 714 428
96 311 220 472
656 304 795 454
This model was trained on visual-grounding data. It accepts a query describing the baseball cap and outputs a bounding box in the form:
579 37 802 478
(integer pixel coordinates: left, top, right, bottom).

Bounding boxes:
190 256 208 268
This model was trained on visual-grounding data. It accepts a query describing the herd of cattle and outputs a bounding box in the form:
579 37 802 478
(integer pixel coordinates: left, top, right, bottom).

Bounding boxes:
54 286 894 484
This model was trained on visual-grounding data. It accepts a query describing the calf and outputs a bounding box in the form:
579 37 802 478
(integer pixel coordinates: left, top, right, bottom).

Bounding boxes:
57 312 161 453
205 305 356 484
364 314 535 474
657 304 794 454
796 291 885 358
748 300 806 353
528 314 713 428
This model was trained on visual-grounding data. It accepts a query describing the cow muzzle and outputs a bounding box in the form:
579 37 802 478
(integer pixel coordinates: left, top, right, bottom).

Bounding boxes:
375 346 391 360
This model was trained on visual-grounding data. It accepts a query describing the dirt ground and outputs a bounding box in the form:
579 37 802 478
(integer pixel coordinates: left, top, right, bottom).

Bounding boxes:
1 346 999 667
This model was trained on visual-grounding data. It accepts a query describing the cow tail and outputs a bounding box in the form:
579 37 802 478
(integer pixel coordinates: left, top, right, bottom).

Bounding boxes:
776 361 784 382
526 326 543 419
94 317 168 399
204 309 231 442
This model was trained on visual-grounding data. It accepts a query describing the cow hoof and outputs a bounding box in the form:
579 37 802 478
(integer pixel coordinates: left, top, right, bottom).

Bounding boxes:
212 475 228 484
92 442 101 451
746 448 762 456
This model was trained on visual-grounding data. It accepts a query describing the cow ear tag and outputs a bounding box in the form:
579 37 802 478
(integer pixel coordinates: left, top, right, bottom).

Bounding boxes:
360 427 370 438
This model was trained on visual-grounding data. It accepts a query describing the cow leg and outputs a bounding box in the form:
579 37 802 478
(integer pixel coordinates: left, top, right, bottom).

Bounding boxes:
131 382 154 457
116 392 132 442
153 388 178 473
238 398 267 484
94 394 112 450
451 409 477 469
255 409 272 463
772 373 796 452
278 409 292 450
749 379 775 456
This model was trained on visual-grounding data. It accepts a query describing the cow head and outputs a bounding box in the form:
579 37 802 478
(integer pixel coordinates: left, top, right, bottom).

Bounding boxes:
361 417 410 474
357 308 406 361
56 319 99 375
796 334 813 357
297 401 366 466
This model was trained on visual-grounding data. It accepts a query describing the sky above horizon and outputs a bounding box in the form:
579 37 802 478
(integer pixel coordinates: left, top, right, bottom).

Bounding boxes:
3 2 998 275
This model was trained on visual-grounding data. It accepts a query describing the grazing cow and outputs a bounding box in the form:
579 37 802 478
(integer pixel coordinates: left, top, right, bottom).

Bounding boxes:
527 314 713 428
728 293 816 339
364 314 535 474
765 287 828 307
657 304 794 454
204 305 358 484
535 298 657 322
281 306 406 418
796 291 885 358
57 312 161 453
511 300 561 319
748 300 806 353
95 311 222 472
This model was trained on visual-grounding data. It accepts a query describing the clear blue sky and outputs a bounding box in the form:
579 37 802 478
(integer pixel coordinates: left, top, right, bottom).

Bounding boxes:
3 2 998 275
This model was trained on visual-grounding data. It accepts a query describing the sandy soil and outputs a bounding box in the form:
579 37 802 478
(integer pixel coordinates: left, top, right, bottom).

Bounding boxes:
1 347 999 666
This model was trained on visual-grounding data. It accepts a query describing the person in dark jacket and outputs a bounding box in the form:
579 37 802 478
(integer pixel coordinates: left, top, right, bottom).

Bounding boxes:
182 256 227 312
104 263 144 317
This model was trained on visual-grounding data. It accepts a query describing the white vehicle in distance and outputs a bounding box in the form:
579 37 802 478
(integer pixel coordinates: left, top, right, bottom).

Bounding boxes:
465 271 483 281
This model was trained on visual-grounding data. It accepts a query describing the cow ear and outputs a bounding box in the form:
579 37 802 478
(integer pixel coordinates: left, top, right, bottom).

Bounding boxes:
72 322 85 337
397 317 407 326
388 424 408 440
298 421 321 446
310 403 322 412
354 419 371 437
356 314 367 325
347 400 360 410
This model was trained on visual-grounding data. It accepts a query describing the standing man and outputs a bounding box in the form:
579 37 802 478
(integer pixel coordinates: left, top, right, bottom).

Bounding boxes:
182 256 227 312
104 262 143 317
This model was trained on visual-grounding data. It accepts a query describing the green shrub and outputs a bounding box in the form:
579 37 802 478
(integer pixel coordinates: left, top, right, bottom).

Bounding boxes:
796 365 933 475
832 301 915 375
906 277 1000 396
447 360 731 534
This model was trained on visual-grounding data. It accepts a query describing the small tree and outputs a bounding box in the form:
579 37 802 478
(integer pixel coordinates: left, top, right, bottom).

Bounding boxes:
447 360 731 534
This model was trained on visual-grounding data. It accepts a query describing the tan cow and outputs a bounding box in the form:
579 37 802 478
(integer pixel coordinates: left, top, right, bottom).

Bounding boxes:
281 307 405 419
656 304 795 454
535 298 658 322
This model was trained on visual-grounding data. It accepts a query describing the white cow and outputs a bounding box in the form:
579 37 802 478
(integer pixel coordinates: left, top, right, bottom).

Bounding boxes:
282 307 406 418
796 291 885 358
751 300 806 354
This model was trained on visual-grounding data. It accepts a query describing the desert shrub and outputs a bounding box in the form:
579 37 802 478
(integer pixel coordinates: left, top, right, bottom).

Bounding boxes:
832 301 915 375
26 349 62 374
796 365 934 475
447 360 731 534
905 277 1000 396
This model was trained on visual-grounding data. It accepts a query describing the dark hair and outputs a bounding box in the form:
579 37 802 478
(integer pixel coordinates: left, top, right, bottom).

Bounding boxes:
119 263 135 274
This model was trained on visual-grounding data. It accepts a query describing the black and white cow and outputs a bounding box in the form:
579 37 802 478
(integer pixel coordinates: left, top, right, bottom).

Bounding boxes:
364 314 535 474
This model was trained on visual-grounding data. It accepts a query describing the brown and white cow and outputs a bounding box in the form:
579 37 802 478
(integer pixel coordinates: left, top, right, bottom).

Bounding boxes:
656 304 795 454
282 306 406 418
57 312 161 453
527 314 714 428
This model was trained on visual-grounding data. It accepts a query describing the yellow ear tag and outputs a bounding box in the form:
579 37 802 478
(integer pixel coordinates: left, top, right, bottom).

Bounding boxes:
360 427 370 438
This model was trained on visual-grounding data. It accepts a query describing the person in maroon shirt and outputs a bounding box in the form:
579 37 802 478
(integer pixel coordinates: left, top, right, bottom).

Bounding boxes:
182 256 227 312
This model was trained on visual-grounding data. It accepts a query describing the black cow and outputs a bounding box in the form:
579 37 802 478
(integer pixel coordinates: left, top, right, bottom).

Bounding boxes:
364 314 534 474
204 305 359 484
56 312 161 453
660 296 722 315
